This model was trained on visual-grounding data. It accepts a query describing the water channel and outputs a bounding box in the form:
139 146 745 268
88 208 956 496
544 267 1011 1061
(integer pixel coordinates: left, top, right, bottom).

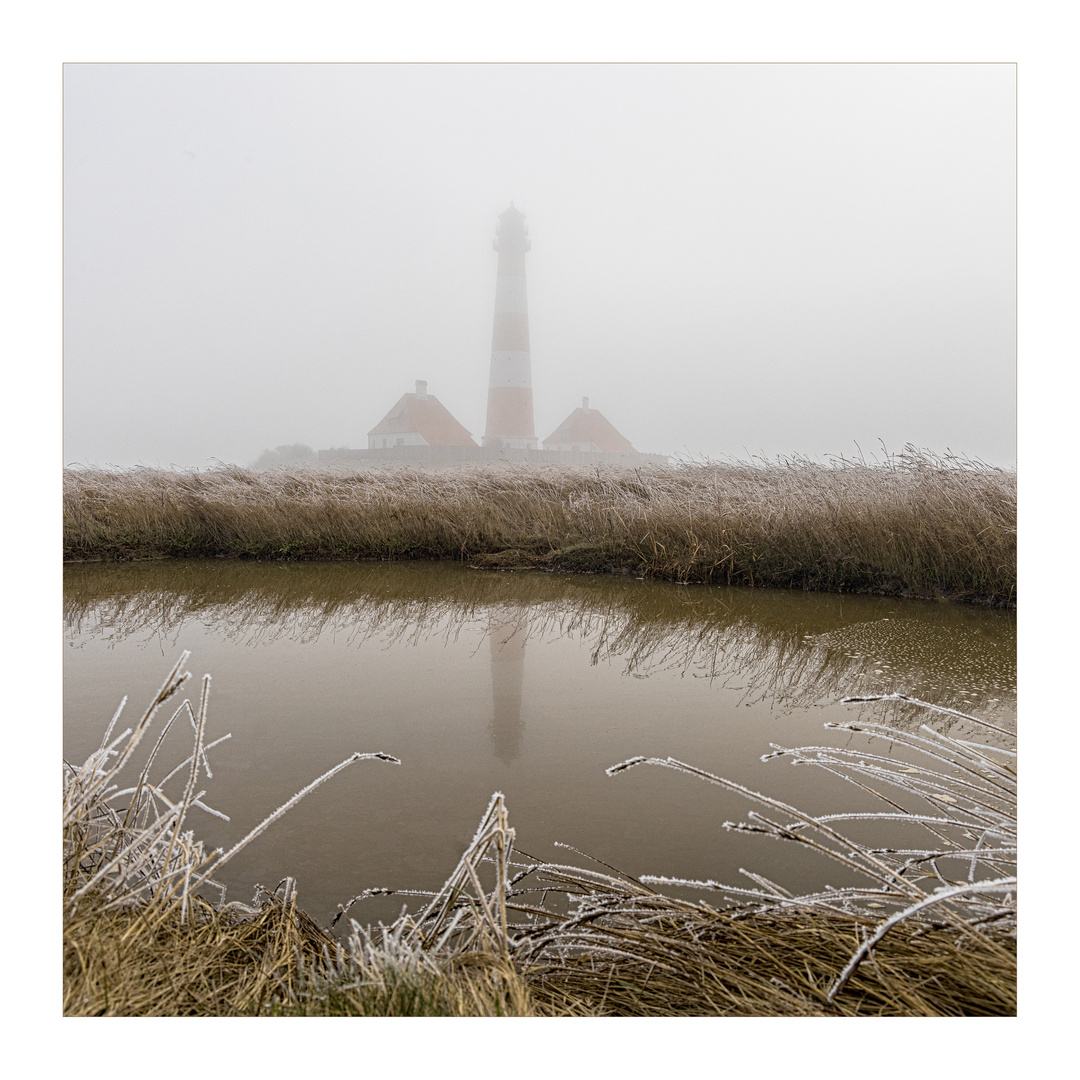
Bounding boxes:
64 560 1016 926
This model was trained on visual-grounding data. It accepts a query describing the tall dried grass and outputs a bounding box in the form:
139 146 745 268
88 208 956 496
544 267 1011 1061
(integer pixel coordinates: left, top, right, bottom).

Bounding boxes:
334 694 1016 1016
63 448 1016 605
63 652 402 1015
65 655 1015 1016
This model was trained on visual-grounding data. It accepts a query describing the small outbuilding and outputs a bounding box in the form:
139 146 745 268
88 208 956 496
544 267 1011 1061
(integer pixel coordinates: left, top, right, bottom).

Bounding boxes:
367 381 478 449
542 398 637 455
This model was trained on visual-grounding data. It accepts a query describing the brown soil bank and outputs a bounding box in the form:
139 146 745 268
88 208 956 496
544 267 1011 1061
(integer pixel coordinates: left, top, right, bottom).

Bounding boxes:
63 450 1016 607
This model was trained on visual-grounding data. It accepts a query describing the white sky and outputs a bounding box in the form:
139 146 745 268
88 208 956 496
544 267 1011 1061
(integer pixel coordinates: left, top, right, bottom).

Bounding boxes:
62 61 1016 466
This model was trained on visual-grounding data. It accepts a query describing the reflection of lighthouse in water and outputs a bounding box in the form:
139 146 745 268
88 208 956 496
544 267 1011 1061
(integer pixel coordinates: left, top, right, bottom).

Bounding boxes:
488 619 526 763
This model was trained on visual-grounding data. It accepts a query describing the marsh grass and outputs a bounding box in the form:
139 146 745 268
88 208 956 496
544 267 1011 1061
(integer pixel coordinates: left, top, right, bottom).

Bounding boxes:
63 448 1016 606
64 657 1015 1017
65 884 333 1016
64 886 552 1016
334 697 1015 1016
63 651 403 1015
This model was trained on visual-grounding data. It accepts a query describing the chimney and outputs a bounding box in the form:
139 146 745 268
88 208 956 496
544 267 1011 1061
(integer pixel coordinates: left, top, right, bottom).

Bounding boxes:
415 380 428 400
582 396 589 412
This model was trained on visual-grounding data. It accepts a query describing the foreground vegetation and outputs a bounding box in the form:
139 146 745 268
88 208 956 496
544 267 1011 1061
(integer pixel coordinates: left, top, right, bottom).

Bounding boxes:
63 449 1016 606
64 654 1016 1016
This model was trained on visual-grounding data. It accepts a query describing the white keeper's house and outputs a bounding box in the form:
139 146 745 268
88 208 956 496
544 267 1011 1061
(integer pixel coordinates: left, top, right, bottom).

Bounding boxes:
367 381 478 449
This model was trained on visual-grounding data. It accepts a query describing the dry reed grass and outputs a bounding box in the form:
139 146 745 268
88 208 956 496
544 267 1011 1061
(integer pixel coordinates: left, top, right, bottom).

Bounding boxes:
335 697 1016 1016
63 448 1016 606
64 884 333 1016
64 884 554 1016
65 655 1015 1017
63 651 403 1015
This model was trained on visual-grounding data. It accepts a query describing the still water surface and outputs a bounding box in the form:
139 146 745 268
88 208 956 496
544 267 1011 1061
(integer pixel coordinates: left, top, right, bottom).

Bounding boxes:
64 560 1016 926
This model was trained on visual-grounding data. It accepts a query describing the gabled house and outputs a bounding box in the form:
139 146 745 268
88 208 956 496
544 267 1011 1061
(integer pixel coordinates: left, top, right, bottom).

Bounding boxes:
542 398 638 455
367 381 478 449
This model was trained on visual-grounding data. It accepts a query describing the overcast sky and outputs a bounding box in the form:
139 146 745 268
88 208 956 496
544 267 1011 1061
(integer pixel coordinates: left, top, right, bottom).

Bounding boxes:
63 63 1016 467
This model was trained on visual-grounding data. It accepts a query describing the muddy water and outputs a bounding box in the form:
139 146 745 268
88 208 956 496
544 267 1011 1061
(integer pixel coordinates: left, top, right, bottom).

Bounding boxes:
64 560 1016 927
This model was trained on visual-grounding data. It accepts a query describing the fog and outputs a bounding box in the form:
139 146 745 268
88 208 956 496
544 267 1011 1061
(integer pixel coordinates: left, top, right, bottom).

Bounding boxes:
63 63 1016 468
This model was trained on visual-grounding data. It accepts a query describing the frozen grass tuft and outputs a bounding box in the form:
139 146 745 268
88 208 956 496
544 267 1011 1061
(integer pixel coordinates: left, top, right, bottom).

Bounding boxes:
65 658 1015 1016
64 652 401 1015
64 649 399 916
357 698 1015 1015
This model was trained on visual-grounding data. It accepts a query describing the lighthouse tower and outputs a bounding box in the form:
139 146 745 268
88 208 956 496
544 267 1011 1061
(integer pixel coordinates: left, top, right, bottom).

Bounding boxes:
483 203 537 449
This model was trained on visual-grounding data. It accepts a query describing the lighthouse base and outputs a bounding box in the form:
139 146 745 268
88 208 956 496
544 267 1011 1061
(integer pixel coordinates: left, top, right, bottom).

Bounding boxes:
317 445 669 468
482 435 539 451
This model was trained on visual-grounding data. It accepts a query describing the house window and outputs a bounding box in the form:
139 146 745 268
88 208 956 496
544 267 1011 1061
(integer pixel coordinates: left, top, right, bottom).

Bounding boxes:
382 439 387 448
396 438 404 446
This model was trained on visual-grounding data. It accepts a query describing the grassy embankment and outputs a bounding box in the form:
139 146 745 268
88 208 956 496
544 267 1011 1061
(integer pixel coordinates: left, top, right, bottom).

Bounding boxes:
65 655 1016 1017
63 449 1016 606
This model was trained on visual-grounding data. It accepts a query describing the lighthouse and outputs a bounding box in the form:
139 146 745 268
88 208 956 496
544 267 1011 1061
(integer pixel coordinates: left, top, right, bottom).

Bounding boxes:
483 203 537 449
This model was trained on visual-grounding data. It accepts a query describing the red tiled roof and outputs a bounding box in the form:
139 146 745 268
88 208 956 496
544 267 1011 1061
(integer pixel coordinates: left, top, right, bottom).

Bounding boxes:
368 393 478 447
543 407 637 455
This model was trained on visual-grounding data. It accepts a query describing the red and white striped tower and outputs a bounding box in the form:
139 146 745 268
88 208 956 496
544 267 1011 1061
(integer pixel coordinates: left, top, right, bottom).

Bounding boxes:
483 203 537 449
